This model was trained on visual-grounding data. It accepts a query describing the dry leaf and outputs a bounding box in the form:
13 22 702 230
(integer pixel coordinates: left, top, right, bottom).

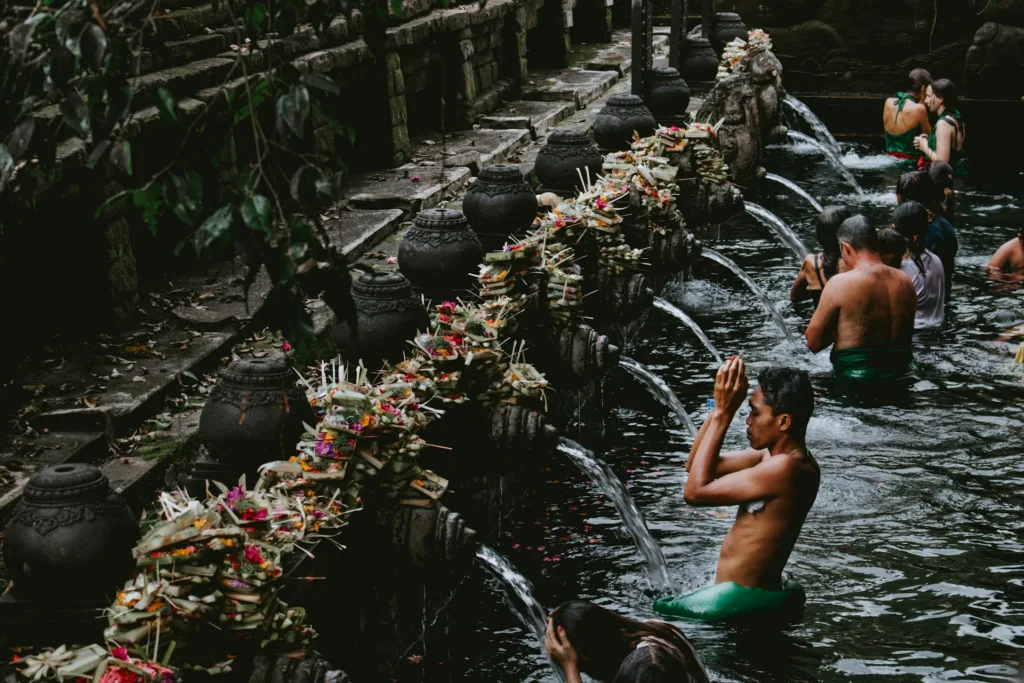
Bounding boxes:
252 350 269 358
83 395 101 408
198 293 215 300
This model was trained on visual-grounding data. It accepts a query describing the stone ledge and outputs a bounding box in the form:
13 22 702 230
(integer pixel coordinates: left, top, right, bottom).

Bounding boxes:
326 209 406 258
345 166 471 213
479 100 576 139
522 68 619 108
407 128 531 174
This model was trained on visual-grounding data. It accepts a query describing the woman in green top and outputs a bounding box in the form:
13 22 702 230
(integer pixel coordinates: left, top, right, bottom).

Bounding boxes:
883 68 932 159
915 79 966 170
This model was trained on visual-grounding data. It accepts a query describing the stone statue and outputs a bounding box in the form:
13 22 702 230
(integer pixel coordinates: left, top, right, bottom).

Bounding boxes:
746 47 789 142
697 73 763 181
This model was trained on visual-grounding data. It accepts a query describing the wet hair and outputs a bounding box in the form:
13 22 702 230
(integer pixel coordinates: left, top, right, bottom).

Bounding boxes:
614 642 698 683
877 227 906 265
756 367 814 438
928 161 954 190
897 171 939 208
908 68 932 94
930 78 959 110
550 601 706 683
836 215 879 253
816 205 851 278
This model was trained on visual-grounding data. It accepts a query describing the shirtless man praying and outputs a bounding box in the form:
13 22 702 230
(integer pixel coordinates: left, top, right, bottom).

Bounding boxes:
653 358 820 622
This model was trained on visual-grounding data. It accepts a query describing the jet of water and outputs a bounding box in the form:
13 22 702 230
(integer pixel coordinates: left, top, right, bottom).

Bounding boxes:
475 545 552 666
652 297 725 363
620 356 699 437
783 95 842 156
557 438 675 593
701 248 799 345
744 202 810 261
764 173 823 213
785 130 864 196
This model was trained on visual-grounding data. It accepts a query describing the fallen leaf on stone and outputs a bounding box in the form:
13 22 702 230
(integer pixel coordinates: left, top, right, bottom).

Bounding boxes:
198 293 215 300
423 140 436 146
188 330 202 338
110 369 121 378
386 257 397 264
252 350 269 358
406 655 423 664
410 176 420 182
204 27 214 34
22 384 45 394
83 395 101 408
133 376 145 383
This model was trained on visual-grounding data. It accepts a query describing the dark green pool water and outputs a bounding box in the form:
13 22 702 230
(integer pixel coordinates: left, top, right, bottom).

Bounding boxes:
443 145 1023 682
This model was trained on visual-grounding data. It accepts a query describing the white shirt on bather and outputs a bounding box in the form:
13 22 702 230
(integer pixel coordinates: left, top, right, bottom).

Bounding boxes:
900 249 946 330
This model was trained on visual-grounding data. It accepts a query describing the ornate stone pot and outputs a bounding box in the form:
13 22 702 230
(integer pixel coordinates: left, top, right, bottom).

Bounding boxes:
535 128 603 195
712 12 749 54
198 357 314 474
333 271 429 368
593 94 657 153
398 209 483 302
644 67 691 121
462 164 538 252
2 464 139 602
680 36 719 82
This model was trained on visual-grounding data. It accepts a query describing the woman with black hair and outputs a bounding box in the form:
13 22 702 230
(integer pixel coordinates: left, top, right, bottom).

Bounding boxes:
914 79 965 169
883 68 933 160
545 601 708 683
790 205 852 307
893 201 945 330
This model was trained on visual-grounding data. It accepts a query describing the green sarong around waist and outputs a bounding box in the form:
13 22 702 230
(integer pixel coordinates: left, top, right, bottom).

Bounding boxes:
652 578 805 622
884 129 921 158
831 346 912 383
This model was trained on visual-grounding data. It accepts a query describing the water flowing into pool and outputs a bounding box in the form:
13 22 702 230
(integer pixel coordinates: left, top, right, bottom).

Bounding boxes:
745 201 811 260
444 142 1023 682
653 297 724 363
702 248 800 345
787 130 864 195
763 172 823 213
476 545 550 652
784 95 843 156
557 438 675 594
619 356 698 437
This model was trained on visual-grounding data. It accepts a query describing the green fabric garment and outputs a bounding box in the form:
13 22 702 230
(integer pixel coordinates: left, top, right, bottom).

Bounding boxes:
926 109 964 168
884 92 923 157
831 346 913 383
652 578 806 622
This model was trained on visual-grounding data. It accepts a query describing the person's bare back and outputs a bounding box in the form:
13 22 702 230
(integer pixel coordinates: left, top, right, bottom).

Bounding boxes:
814 264 917 350
988 236 1024 273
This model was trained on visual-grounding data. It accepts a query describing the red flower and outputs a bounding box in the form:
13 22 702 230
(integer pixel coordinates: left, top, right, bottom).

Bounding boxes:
112 646 129 661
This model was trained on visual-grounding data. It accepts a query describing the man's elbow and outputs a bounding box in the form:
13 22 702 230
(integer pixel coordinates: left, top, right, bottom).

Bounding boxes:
805 330 822 353
683 487 703 506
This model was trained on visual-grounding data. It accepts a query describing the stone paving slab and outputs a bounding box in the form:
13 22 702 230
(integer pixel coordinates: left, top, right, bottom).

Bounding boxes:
585 45 632 75
406 128 531 174
478 101 576 139
326 209 406 257
522 69 619 109
345 166 471 213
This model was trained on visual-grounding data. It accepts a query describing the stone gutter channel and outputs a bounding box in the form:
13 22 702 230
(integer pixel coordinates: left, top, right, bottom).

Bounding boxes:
0 29 693 530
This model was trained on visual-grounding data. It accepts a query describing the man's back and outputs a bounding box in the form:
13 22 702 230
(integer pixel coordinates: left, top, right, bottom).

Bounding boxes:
988 237 1024 272
828 264 917 349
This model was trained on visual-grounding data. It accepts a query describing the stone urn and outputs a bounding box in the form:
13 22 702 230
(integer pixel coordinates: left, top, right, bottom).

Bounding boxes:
712 12 749 54
399 208 483 302
333 271 429 368
535 128 603 195
593 94 657 153
198 357 314 475
680 36 719 81
462 164 538 252
645 67 691 122
2 464 139 602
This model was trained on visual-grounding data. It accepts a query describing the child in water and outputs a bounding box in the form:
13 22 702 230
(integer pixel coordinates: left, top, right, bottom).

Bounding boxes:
877 228 907 269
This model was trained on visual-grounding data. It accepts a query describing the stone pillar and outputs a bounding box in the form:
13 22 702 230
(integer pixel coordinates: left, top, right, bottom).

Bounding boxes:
384 51 412 166
97 181 140 325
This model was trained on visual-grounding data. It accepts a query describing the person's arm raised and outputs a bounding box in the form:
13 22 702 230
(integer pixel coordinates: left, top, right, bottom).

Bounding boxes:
805 277 840 353
686 404 766 475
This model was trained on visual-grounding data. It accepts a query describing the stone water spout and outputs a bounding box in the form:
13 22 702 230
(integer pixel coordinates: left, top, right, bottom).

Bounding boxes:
489 402 560 457
552 322 621 385
381 502 478 570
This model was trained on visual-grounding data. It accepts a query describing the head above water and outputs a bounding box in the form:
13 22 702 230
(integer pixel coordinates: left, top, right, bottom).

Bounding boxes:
925 79 958 113
907 68 933 100
816 205 851 274
928 161 954 191
745 367 814 449
836 215 879 266
893 201 929 248
613 643 695 683
550 601 698 682
877 228 907 268
896 171 938 208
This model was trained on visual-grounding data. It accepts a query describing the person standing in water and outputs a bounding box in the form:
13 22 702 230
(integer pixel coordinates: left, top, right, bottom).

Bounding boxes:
883 68 933 160
914 79 966 169
877 228 907 269
928 160 957 224
652 359 820 622
791 205 851 307
893 201 946 331
897 170 958 291
805 216 917 383
987 229 1024 280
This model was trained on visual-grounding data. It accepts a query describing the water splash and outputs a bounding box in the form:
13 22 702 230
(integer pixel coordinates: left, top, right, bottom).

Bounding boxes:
475 545 551 662
557 438 675 593
839 151 905 171
701 248 799 345
744 201 810 261
619 356 699 437
763 173 823 213
786 130 864 195
784 95 842 156
653 297 725 363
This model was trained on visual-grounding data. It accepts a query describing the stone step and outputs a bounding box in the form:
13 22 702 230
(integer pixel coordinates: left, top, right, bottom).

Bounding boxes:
345 166 471 213
522 68 619 109
131 57 236 102
325 209 406 257
479 100 576 139
407 128 531 174
151 4 236 42
161 34 230 68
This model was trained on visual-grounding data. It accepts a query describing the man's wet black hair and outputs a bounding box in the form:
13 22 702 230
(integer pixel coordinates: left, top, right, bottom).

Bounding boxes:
908 68 932 93
757 367 814 438
897 171 939 208
837 215 879 253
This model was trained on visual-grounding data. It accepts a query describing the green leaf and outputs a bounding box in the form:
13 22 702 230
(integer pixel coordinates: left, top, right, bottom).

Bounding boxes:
111 140 132 175
391 0 403 17
289 166 319 206
241 195 273 236
64 22 84 57
10 15 45 59
166 171 203 226
61 89 90 137
276 85 310 139
81 23 108 70
301 72 340 95
244 3 267 32
87 139 112 169
107 84 135 126
156 87 179 124
232 79 271 125
344 122 357 147
0 145 14 194
133 184 163 235
6 119 36 162
315 172 344 200
193 204 234 254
